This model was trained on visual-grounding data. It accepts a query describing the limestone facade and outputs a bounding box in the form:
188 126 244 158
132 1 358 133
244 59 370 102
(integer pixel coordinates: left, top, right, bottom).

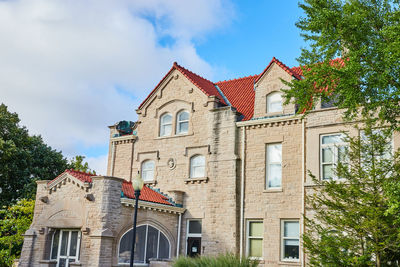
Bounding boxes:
21 57 390 267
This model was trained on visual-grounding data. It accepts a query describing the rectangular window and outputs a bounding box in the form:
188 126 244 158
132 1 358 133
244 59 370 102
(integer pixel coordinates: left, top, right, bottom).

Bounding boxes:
361 129 393 160
247 221 263 258
266 143 282 188
320 134 347 180
50 229 81 267
187 220 202 257
281 220 299 261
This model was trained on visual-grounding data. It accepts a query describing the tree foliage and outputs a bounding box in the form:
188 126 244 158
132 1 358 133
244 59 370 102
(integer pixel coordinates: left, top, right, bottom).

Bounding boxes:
0 199 34 267
284 0 400 129
69 155 96 174
304 120 400 266
0 103 70 206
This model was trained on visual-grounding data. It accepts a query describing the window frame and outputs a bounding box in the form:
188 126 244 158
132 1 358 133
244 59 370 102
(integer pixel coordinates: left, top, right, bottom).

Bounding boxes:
176 110 190 135
266 143 282 189
117 224 171 266
280 220 300 262
159 113 173 137
246 220 263 259
189 154 206 178
266 92 283 113
320 133 347 180
50 229 81 267
141 160 155 182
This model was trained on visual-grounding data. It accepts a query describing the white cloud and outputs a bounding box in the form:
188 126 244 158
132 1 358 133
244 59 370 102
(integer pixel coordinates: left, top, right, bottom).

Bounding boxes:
0 0 234 159
85 154 108 176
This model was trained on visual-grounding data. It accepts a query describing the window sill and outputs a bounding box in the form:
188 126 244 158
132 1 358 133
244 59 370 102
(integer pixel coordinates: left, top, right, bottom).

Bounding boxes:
278 260 300 265
263 188 283 193
144 180 157 186
155 132 193 140
185 177 208 184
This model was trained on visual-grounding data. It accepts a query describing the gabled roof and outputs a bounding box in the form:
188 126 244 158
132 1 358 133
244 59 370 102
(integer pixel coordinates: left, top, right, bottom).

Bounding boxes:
47 169 174 206
255 57 302 83
215 75 257 121
138 62 226 109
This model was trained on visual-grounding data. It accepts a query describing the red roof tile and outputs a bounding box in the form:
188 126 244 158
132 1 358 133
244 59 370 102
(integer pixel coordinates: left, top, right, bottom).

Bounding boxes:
290 58 345 77
255 57 302 83
138 62 226 109
47 169 173 206
122 181 173 206
216 75 258 121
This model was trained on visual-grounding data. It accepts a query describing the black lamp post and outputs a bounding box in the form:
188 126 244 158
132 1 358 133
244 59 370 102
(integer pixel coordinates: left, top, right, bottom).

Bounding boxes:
130 172 144 267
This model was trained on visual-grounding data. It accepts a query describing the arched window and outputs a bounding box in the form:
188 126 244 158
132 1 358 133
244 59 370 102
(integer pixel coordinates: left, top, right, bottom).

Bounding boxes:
141 160 155 181
176 110 189 134
190 155 205 178
118 225 170 264
160 113 172 137
267 92 283 113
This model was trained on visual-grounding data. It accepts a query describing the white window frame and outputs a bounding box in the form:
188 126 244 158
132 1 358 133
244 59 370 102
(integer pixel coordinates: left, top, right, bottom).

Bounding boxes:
176 110 189 135
141 160 155 182
185 219 202 256
267 92 283 113
281 220 300 262
159 113 172 137
266 143 282 189
50 229 81 267
320 133 347 180
190 155 206 178
118 224 171 266
246 220 263 259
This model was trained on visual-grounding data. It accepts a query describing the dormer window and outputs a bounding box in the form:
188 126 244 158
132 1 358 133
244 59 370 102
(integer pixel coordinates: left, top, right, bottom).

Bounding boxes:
176 110 189 134
160 113 172 136
267 92 283 113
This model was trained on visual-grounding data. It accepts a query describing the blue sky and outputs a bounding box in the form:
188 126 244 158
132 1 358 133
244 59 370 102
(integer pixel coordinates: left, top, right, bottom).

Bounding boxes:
0 0 306 174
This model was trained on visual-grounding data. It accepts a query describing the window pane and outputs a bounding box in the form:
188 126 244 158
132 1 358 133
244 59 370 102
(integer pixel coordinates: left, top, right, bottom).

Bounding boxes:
284 222 299 237
190 156 205 178
284 239 299 260
69 231 78 257
146 226 158 263
192 166 205 178
322 148 333 163
268 164 282 188
161 124 172 136
268 144 282 162
249 222 263 237
267 93 283 113
269 101 282 113
178 122 189 133
119 226 146 264
158 233 170 259
51 230 60 260
161 114 172 123
322 164 333 179
249 239 262 257
178 111 189 121
189 220 202 234
338 146 348 162
60 231 69 256
322 134 342 144
143 170 154 181
59 258 66 267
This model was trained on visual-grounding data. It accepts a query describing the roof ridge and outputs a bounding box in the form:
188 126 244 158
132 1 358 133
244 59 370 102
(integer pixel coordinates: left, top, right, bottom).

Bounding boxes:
215 74 259 84
173 62 214 85
66 169 95 176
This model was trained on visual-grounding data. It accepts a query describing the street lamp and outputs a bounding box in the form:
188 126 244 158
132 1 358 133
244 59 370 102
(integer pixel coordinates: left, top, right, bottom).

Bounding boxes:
130 172 144 267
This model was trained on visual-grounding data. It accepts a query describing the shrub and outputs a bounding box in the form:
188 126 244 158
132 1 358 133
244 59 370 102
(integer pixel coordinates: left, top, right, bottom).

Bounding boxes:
173 253 259 267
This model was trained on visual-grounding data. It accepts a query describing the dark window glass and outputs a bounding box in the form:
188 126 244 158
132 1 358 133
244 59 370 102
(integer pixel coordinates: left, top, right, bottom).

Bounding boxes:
158 233 169 259
51 230 60 260
146 226 158 262
188 220 202 234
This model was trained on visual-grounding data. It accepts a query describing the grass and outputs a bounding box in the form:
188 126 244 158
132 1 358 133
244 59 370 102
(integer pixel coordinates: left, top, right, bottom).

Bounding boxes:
173 253 259 267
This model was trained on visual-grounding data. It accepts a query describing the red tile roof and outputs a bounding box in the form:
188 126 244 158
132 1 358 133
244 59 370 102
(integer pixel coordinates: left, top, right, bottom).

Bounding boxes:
290 58 346 77
48 169 173 206
255 57 302 83
121 181 173 206
216 75 258 121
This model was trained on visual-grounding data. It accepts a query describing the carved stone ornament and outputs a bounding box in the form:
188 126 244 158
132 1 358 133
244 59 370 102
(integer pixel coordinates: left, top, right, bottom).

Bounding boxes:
167 158 176 170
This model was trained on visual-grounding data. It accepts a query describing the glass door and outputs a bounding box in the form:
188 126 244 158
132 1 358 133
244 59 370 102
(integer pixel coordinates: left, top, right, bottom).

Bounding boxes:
51 230 81 267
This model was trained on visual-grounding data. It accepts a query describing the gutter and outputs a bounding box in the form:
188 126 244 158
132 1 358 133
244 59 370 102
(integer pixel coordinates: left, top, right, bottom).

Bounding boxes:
177 213 182 258
301 118 306 266
239 126 246 257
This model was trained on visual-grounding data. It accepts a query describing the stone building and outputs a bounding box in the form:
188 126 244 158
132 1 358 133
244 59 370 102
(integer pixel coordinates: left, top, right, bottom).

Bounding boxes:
19 57 399 267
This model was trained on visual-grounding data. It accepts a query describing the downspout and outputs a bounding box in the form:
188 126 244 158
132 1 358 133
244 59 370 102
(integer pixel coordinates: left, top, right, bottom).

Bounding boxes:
301 118 306 266
239 126 246 258
176 213 182 258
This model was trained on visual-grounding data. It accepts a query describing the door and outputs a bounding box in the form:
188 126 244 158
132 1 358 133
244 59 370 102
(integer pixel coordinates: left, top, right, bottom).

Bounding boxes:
51 230 81 267
187 237 201 257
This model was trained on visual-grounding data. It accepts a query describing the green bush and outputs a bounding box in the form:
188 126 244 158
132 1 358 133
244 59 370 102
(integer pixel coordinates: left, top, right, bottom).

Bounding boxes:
173 253 259 267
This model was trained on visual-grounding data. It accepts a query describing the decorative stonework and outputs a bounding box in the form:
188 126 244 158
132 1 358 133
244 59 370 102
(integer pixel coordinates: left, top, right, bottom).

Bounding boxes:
167 158 176 170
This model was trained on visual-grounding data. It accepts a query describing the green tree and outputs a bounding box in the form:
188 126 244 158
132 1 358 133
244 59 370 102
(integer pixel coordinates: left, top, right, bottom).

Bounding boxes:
69 155 96 174
0 199 34 267
304 120 400 266
0 103 70 206
284 0 400 129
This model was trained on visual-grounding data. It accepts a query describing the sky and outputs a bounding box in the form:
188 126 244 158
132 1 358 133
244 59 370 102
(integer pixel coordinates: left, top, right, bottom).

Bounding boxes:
0 0 305 175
